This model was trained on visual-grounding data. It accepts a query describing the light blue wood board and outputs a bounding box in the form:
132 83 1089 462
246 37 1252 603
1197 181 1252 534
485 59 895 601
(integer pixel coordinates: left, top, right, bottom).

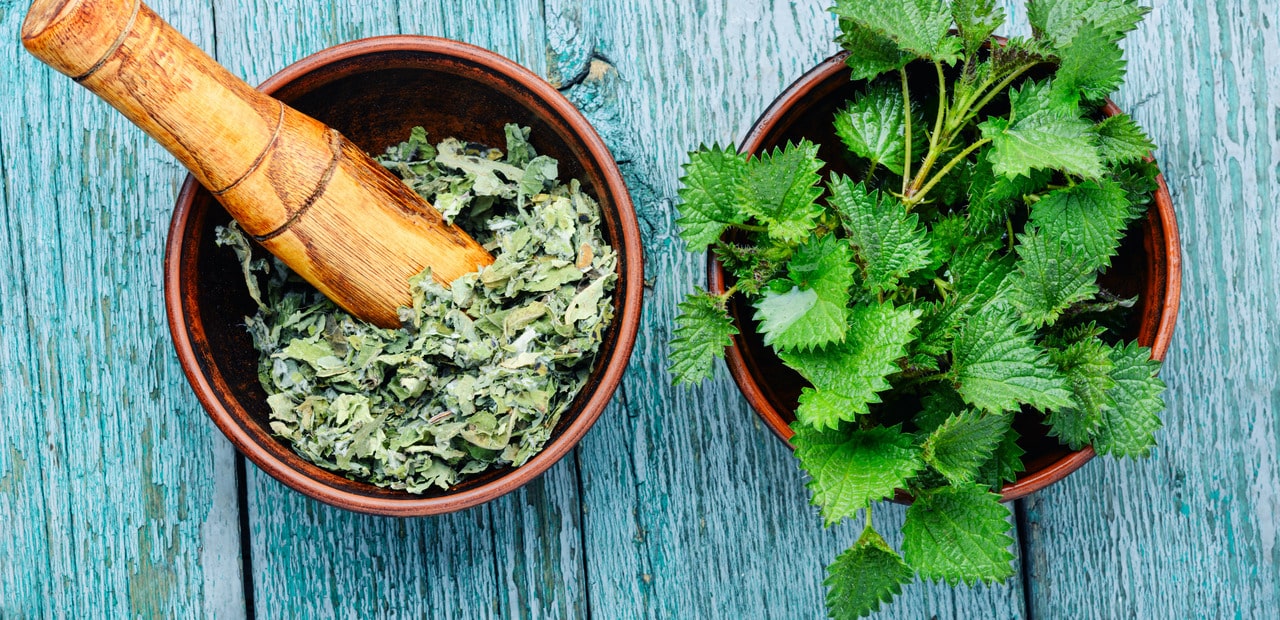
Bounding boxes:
549 1 1029 617
1022 0 1280 617
0 0 244 616
211 0 587 617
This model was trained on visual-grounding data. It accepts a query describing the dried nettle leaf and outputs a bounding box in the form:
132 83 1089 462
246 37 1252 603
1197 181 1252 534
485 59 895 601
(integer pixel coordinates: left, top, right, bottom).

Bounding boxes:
218 124 617 493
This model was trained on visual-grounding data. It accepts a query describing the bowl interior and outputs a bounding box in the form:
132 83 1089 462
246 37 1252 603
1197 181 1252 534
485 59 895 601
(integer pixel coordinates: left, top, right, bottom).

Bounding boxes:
173 39 637 511
722 54 1176 497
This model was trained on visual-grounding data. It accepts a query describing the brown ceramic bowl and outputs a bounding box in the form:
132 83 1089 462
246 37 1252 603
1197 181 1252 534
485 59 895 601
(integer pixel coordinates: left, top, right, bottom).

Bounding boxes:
709 52 1181 502
165 36 643 516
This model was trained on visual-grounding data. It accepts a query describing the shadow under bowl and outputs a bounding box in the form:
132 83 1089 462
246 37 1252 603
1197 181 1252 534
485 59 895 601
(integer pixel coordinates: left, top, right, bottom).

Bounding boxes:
708 52 1181 502
166 36 643 516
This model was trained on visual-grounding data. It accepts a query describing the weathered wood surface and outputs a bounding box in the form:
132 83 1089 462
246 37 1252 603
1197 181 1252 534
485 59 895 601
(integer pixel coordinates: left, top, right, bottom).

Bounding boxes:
1 0 1277 617
0 0 244 617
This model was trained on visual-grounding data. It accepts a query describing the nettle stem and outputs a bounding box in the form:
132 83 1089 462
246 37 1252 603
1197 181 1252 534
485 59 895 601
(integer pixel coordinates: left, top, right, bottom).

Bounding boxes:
899 68 913 196
895 53 1046 211
906 137 992 207
906 61 950 199
897 369 947 389
957 62 1039 129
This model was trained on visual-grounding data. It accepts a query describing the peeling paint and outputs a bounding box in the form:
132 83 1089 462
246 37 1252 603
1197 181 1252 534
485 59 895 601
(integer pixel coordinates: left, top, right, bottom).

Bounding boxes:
1251 395 1278 562
0 447 27 495
127 523 178 618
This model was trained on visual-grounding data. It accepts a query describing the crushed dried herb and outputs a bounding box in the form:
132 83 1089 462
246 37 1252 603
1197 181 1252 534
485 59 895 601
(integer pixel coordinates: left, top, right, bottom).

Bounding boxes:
216 124 617 493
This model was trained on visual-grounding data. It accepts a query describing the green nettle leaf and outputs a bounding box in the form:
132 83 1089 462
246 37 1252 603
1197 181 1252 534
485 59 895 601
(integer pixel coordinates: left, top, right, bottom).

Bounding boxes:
755 286 821 348
990 36 1054 77
834 84 912 175
668 292 739 386
911 298 967 368
980 108 1104 179
833 0 963 63
963 159 1010 235
914 387 968 435
793 424 924 524
754 234 856 351
676 146 749 251
929 155 976 208
1046 337 1116 448
1028 179 1135 270
1028 0 1151 47
1006 232 1100 327
950 301 1075 413
949 242 1014 304
951 0 1005 56
713 240 786 294
780 302 922 429
829 177 934 295
1055 335 1117 412
837 18 913 81
1095 113 1156 164
902 483 1016 585
976 426 1026 491
740 141 826 244
1094 341 1165 457
1053 22 1127 102
825 524 915 619
795 389 871 431
1008 78 1064 118
923 410 1014 485
967 148 1052 233
1113 158 1161 216
928 213 969 268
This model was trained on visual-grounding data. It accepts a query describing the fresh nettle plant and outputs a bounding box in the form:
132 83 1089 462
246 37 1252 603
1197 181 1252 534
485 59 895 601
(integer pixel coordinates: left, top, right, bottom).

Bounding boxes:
668 0 1168 616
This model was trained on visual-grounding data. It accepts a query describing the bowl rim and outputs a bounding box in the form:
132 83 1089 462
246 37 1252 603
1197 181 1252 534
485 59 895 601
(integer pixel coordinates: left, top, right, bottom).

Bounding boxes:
165 35 643 516
708 50 1182 502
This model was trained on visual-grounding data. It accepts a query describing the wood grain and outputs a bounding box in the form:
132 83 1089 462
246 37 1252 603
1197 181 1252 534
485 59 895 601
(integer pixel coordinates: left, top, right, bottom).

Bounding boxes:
0 0 243 616
245 459 587 618
1022 0 1280 617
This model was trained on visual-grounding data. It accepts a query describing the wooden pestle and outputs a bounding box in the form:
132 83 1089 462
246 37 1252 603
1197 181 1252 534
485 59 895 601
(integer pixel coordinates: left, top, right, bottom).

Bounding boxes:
21 0 495 328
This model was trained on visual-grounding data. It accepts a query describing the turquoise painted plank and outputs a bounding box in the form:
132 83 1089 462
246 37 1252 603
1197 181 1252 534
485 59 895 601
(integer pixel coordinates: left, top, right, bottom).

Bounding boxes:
1023 0 1280 617
397 0 548 78
245 461 586 618
548 1 1029 617
0 0 244 616
212 0 587 616
0 2 53 608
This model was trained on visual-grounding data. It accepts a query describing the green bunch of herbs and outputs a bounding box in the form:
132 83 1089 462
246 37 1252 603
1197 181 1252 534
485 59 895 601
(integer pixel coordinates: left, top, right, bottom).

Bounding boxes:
217 125 617 493
668 0 1167 616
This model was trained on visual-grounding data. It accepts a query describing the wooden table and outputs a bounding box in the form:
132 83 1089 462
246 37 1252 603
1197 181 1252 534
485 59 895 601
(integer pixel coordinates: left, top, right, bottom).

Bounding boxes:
2 0 1277 617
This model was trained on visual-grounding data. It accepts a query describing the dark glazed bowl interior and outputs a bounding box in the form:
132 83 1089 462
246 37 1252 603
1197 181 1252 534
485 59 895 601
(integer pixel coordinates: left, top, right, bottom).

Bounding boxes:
710 52 1181 502
166 36 642 516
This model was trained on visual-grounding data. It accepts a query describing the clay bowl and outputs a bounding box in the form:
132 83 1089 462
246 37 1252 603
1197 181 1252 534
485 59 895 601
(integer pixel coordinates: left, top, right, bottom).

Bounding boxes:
165 36 643 516
708 52 1181 502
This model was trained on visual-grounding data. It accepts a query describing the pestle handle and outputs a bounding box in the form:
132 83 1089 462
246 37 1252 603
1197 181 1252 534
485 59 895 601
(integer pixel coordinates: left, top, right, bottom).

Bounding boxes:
21 0 495 328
